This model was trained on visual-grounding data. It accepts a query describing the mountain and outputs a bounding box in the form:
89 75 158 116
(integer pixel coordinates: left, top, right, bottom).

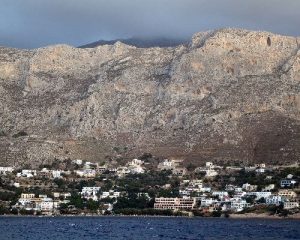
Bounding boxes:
0 28 300 167
79 37 189 48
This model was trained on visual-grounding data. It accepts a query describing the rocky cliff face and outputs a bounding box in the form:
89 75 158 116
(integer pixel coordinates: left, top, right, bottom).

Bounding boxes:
0 28 300 167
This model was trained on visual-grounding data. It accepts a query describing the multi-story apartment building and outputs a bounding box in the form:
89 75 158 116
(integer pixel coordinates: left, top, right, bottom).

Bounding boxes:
154 197 196 210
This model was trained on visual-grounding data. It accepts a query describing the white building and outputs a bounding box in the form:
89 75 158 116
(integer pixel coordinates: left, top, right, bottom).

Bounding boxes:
40 198 54 212
255 168 265 174
19 170 37 178
280 179 297 188
255 163 266 168
266 196 285 205
18 194 35 205
231 199 250 212
0 167 14 175
81 187 101 201
129 165 145 174
117 167 131 177
75 169 96 178
284 201 299 210
157 159 175 170
248 192 272 200
52 170 63 179
100 191 121 199
154 197 196 210
172 168 187 176
262 184 275 191
129 159 144 166
212 191 229 198
206 162 214 169
205 169 218 177
200 187 212 193
190 179 203 187
242 183 258 192
72 159 83 165
53 192 71 199
201 198 217 207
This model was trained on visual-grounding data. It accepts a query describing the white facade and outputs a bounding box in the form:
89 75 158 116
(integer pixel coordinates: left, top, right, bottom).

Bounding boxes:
20 170 37 178
212 191 229 198
263 184 275 191
248 192 272 200
206 162 214 168
205 169 218 177
101 191 121 199
242 183 257 192
0 167 14 174
52 170 62 178
284 202 299 209
201 198 217 207
75 169 96 178
266 195 285 205
280 179 297 188
231 200 250 212
81 187 101 200
72 159 83 165
40 198 54 211
255 168 265 173
129 166 145 174
129 159 144 166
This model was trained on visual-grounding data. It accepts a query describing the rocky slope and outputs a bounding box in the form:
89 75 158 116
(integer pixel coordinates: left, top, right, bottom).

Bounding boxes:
0 28 300 167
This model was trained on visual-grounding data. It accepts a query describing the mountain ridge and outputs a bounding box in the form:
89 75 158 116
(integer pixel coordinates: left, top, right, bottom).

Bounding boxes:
0 28 300 167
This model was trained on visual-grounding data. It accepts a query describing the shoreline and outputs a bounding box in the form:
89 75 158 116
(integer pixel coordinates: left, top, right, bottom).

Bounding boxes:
229 212 300 220
0 213 299 220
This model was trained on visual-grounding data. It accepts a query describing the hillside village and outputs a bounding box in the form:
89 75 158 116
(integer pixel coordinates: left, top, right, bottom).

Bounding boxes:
0 154 299 217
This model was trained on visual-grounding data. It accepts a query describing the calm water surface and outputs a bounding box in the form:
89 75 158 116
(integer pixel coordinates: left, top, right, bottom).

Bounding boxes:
0 216 299 240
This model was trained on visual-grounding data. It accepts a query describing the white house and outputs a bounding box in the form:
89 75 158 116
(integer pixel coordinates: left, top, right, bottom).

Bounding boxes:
206 162 214 169
100 190 121 199
255 168 265 174
20 170 37 178
284 201 299 210
231 199 250 212
81 187 101 201
157 159 175 170
205 169 218 177
129 159 144 166
242 183 258 192
52 170 63 179
75 169 96 178
201 198 217 207
40 198 54 212
117 167 131 177
0 167 14 175
200 187 212 193
262 184 275 191
129 165 145 174
266 195 285 205
280 179 297 188
212 191 229 198
72 159 83 165
247 192 272 200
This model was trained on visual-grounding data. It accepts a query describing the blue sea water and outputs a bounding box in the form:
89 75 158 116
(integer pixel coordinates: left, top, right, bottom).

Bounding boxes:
0 216 299 240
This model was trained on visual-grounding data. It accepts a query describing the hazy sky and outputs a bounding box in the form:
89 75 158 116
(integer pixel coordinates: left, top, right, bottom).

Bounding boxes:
1 0 299 49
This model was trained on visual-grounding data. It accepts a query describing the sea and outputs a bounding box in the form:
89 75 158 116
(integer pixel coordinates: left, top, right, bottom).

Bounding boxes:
0 216 299 240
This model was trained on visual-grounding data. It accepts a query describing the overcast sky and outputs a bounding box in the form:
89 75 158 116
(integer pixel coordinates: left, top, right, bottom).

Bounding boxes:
1 0 299 49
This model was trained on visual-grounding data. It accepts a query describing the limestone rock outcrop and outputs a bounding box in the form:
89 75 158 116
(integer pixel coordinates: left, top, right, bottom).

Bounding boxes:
0 28 300 166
